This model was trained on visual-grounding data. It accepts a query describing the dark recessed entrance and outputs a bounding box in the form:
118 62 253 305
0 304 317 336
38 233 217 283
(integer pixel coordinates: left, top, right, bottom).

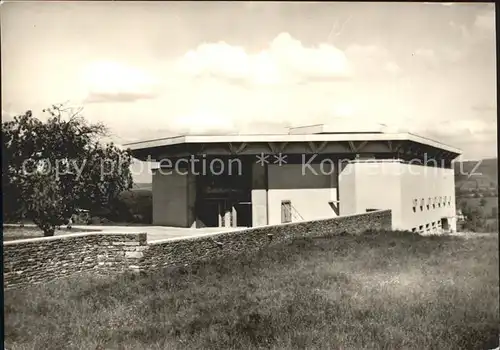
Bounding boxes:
441 217 449 231
195 157 253 228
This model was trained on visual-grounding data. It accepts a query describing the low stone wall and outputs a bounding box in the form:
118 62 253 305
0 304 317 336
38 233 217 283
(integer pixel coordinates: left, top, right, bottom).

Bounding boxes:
3 210 391 289
3 232 147 289
141 210 391 270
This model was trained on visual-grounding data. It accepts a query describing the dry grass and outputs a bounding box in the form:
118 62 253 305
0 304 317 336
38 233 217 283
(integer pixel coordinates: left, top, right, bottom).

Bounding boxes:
4 230 499 350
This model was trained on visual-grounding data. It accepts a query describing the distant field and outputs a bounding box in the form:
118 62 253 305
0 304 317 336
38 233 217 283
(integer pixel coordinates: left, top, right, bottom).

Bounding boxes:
5 231 499 350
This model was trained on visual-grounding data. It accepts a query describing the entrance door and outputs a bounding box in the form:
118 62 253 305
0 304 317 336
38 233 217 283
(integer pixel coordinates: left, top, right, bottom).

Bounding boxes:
441 218 449 232
197 199 222 227
234 202 252 227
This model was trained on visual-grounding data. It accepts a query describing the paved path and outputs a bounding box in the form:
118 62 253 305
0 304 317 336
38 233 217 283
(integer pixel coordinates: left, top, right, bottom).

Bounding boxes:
4 223 246 242
71 225 245 242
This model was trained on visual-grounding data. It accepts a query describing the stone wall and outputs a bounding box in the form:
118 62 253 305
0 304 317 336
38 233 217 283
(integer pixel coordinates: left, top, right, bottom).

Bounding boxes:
141 210 391 270
3 232 147 289
3 210 391 289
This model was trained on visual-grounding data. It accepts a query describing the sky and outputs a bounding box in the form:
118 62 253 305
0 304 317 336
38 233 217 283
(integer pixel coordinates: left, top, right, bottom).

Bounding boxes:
1 2 496 182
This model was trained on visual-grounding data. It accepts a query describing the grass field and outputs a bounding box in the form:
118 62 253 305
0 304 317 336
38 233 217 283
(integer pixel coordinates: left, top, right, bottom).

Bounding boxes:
4 231 499 350
2 226 101 241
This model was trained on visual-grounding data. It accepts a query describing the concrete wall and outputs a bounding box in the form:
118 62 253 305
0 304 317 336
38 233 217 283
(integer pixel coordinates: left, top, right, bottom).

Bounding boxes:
3 210 391 289
400 164 456 233
152 169 195 227
251 163 268 226
266 164 338 225
340 161 403 228
339 160 457 232
3 232 147 289
338 161 356 215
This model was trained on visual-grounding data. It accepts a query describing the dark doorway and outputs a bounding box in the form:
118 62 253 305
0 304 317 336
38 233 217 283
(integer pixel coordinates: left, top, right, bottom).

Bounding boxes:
195 157 253 227
441 218 449 231
235 202 252 227
197 199 222 227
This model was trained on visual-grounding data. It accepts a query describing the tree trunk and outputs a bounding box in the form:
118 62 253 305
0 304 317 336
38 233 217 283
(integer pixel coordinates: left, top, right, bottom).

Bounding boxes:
41 224 56 236
43 228 55 236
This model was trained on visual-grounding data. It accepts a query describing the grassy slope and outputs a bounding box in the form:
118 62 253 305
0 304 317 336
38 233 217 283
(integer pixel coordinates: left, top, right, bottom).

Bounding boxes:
4 231 499 350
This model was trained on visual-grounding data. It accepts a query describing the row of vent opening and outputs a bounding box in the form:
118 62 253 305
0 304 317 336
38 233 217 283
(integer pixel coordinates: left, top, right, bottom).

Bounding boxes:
412 196 452 212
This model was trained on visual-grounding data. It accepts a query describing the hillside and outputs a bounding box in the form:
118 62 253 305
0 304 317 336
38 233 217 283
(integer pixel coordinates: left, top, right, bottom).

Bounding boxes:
5 231 498 349
454 158 497 192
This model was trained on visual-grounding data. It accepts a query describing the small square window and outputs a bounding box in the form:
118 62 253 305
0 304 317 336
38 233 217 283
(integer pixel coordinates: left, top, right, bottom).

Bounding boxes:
412 199 418 212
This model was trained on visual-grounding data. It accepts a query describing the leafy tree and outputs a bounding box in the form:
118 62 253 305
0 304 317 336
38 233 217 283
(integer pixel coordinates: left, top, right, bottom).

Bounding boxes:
2 105 133 236
462 206 486 233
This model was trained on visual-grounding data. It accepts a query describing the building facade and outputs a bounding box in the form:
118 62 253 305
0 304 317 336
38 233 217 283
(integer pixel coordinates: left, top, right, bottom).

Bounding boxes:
125 123 461 234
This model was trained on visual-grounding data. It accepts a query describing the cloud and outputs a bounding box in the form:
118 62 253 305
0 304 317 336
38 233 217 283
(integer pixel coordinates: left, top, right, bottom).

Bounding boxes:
85 91 158 104
471 103 496 113
385 62 401 74
474 10 495 32
413 118 495 144
450 9 494 45
81 61 161 103
413 118 497 158
411 47 464 65
413 48 436 61
177 32 353 87
2 110 14 122
345 44 401 75
441 48 463 63
427 119 492 137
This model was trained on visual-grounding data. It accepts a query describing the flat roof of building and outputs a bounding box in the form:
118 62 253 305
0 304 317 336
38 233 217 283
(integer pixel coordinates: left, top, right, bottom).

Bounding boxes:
123 132 462 155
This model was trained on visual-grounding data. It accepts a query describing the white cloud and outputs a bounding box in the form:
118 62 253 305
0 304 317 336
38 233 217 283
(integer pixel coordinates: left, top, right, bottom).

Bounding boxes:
412 47 464 65
170 110 236 134
450 10 495 45
416 118 497 158
441 48 463 63
385 61 401 74
474 10 495 32
81 61 161 103
410 118 495 145
345 44 401 75
178 32 353 86
2 110 13 121
414 48 436 61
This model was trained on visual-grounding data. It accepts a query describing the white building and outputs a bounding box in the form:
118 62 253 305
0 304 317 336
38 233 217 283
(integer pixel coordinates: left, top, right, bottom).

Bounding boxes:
125 123 461 234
